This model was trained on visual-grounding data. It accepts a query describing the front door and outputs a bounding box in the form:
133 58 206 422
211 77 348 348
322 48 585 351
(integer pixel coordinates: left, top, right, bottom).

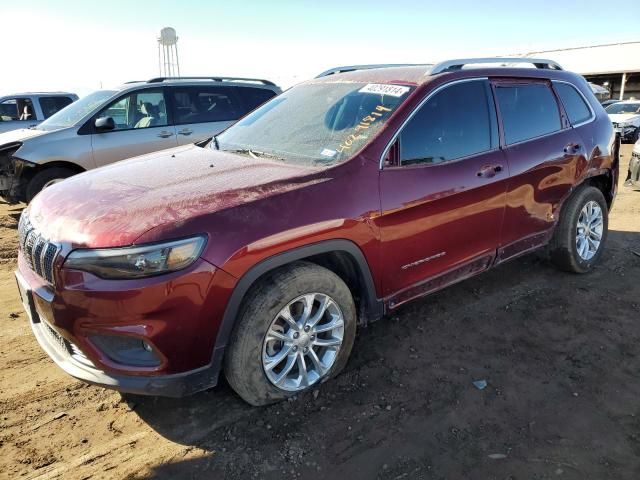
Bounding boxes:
91 88 177 168
0 97 39 132
378 79 508 307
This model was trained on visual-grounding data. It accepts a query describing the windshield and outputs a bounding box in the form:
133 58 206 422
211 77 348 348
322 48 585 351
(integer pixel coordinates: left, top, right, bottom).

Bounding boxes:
37 90 117 131
215 82 414 166
605 103 640 114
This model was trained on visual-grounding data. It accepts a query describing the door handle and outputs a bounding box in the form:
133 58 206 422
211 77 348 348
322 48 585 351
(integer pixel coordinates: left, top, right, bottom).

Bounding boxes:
476 164 503 178
178 128 193 136
563 143 581 154
157 131 173 138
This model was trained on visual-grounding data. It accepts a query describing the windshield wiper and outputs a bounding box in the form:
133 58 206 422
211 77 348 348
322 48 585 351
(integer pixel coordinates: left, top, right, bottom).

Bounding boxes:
225 148 287 162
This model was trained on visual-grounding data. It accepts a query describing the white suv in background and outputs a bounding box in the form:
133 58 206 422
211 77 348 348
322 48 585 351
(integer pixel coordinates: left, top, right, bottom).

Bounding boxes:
0 77 281 203
0 92 78 133
605 100 640 143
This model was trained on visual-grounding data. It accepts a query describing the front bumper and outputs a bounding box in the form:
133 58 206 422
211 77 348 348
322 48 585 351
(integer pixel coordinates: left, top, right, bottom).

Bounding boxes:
15 254 235 397
0 152 29 203
613 125 639 143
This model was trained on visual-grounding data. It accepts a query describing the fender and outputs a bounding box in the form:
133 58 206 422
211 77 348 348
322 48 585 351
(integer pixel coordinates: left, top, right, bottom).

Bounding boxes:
208 239 384 376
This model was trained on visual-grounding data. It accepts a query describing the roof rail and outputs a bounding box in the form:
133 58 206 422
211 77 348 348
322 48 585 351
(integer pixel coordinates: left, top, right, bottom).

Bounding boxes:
316 64 431 78
145 76 277 86
429 57 563 75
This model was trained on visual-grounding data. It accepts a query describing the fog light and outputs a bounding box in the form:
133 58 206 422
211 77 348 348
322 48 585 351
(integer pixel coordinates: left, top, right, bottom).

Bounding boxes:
90 335 161 367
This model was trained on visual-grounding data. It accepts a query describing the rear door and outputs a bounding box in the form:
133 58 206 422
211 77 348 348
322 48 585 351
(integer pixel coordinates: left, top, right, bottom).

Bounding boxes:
38 96 75 120
378 79 508 305
492 79 586 261
169 86 246 145
91 88 178 168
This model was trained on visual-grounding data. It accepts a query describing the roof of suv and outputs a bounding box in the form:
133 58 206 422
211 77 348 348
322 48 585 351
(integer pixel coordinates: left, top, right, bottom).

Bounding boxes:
117 76 280 92
2 92 77 97
313 57 575 87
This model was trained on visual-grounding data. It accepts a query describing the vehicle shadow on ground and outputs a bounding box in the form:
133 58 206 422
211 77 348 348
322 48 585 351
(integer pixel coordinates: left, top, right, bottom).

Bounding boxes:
131 229 640 479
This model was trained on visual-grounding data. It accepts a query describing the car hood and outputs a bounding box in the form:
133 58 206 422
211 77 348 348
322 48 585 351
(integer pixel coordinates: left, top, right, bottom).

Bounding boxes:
0 127 50 146
28 145 322 248
608 113 640 124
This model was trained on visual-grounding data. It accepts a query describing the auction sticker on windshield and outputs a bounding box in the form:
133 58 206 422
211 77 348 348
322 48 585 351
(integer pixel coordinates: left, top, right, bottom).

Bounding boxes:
359 84 411 97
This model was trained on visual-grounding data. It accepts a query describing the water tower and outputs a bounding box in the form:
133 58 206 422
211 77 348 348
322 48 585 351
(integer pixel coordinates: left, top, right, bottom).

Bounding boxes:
158 27 180 77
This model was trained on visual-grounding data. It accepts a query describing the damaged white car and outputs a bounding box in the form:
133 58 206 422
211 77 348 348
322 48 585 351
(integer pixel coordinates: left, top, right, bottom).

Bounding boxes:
606 100 640 143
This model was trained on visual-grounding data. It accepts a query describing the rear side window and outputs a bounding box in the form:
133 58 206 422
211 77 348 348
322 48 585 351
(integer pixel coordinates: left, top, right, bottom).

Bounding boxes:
239 87 277 114
400 80 496 165
554 82 592 125
495 83 561 145
40 96 74 119
170 86 243 125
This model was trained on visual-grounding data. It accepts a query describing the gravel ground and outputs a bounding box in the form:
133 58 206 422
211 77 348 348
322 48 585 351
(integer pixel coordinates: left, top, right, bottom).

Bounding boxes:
0 146 639 480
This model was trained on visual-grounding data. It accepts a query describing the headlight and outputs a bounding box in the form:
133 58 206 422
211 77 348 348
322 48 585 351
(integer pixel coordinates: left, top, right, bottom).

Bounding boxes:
64 236 207 279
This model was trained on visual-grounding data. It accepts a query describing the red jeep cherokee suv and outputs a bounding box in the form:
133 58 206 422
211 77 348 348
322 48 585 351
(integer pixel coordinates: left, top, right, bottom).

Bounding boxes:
15 58 617 405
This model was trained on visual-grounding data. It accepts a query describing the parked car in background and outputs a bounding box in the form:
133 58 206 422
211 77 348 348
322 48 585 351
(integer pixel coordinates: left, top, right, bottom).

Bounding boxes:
601 99 620 108
605 100 640 143
0 77 280 203
0 92 78 134
15 58 617 406
589 82 609 103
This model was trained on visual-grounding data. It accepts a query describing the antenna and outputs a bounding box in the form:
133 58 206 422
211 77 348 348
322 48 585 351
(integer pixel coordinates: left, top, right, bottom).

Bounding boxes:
157 27 180 77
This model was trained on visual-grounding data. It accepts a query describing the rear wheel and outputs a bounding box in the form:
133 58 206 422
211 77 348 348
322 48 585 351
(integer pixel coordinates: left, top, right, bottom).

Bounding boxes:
224 261 356 406
549 186 608 273
26 167 76 202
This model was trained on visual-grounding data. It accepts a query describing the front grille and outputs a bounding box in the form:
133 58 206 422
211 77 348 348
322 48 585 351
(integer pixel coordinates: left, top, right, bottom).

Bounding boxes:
18 213 59 285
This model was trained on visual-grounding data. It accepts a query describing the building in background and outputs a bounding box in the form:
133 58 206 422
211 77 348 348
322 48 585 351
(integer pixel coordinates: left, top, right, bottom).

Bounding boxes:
158 27 180 77
520 41 640 100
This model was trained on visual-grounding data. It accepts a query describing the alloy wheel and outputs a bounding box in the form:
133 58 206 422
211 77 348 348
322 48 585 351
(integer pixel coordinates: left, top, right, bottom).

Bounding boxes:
576 200 603 261
262 293 344 392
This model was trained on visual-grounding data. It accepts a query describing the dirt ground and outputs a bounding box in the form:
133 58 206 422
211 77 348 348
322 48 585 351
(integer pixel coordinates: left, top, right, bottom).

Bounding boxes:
1 146 639 480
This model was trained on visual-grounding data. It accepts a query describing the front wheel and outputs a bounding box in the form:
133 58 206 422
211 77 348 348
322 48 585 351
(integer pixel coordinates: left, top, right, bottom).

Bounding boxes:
224 261 357 406
549 185 608 273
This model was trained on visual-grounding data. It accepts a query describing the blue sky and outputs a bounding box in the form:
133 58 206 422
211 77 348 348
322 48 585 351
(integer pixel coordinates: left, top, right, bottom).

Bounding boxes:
3 0 639 95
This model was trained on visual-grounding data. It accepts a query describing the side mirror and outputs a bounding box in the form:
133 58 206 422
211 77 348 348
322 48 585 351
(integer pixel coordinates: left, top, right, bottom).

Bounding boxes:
95 116 115 131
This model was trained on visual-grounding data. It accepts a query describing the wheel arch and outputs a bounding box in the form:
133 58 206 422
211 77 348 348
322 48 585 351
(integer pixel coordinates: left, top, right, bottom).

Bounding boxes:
13 160 86 202
21 159 85 187
213 240 383 355
582 169 614 209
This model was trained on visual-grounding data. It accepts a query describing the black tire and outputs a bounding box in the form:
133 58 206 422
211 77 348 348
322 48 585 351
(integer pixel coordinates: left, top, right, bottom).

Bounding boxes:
26 167 76 202
224 261 357 406
548 185 608 273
